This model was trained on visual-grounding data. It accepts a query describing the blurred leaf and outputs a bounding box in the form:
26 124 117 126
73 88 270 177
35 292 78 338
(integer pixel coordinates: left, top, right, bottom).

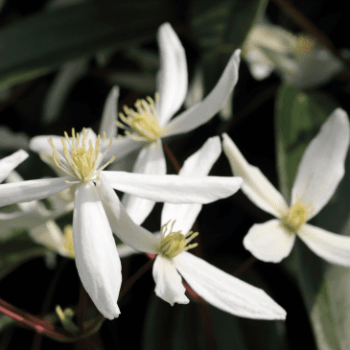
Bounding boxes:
275 83 350 350
190 0 267 90
0 0 178 82
0 233 48 280
143 294 246 350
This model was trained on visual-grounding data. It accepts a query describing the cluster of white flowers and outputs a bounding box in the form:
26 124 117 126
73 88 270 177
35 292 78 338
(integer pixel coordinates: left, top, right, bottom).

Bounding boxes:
1 22 349 325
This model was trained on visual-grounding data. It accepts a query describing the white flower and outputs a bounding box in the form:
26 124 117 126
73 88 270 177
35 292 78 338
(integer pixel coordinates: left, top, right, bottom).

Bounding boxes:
0 128 242 319
121 136 286 320
222 108 350 265
242 22 344 89
97 22 240 225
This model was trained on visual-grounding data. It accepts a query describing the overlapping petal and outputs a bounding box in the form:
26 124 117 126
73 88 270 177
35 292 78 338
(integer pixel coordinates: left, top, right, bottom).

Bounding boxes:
174 252 286 319
298 224 350 266
0 150 28 183
292 109 349 219
165 50 240 137
103 171 242 204
156 23 188 127
0 177 73 207
153 255 189 305
222 133 288 218
122 140 166 225
73 182 121 319
243 219 295 263
30 135 62 154
96 173 158 254
161 136 221 232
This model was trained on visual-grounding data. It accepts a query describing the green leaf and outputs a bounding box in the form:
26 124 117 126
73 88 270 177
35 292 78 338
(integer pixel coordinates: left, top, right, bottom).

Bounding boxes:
0 0 178 83
189 0 267 90
275 83 350 350
0 233 48 280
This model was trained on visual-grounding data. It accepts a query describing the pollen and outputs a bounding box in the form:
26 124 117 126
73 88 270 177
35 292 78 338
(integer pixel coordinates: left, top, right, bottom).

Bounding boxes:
282 198 314 233
157 220 199 259
117 94 164 143
48 128 115 183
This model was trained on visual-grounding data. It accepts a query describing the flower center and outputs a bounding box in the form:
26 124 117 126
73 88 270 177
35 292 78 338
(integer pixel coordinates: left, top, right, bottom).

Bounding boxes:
117 94 164 143
157 220 199 259
295 34 316 60
49 128 115 183
282 199 313 233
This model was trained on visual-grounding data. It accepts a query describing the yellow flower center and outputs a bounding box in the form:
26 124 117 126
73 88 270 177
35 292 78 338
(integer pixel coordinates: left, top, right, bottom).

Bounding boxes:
282 199 314 233
63 225 75 258
157 220 199 259
117 94 164 143
295 34 316 60
49 128 115 183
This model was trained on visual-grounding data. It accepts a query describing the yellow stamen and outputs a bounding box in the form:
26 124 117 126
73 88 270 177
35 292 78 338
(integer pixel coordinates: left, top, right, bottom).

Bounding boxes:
282 198 314 233
157 220 199 259
63 225 75 258
117 94 164 143
48 128 114 183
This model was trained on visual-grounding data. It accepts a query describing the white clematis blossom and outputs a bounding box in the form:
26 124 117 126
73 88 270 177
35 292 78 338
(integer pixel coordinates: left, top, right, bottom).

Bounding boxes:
242 22 344 89
0 128 242 319
85 22 240 225
222 108 350 265
121 137 286 320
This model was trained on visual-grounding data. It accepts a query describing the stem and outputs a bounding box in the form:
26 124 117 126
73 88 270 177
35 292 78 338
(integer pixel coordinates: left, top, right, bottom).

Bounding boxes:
162 142 181 173
197 303 217 350
232 256 256 277
31 258 69 350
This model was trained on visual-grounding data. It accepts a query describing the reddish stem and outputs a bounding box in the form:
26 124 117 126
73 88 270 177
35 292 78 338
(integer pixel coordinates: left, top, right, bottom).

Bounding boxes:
162 142 181 173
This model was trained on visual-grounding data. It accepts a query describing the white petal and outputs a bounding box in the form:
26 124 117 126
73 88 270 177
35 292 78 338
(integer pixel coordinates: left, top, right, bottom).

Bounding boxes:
174 251 286 319
0 150 28 183
73 182 121 319
117 243 140 259
156 23 188 127
179 136 221 177
99 86 119 138
0 177 73 208
153 255 189 305
42 58 88 125
298 224 350 266
292 109 350 218
105 137 144 163
165 50 240 136
222 133 288 218
29 135 63 154
243 219 295 263
161 136 221 231
122 140 166 225
103 171 243 204
96 173 158 253
161 203 201 234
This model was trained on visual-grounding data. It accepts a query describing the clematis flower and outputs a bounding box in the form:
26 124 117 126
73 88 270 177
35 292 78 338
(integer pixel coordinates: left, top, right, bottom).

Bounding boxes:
94 22 241 225
120 136 286 319
0 128 242 319
222 108 350 265
242 21 344 89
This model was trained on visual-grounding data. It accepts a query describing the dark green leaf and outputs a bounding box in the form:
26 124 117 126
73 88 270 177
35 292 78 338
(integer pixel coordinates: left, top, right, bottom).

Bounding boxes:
0 0 178 82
